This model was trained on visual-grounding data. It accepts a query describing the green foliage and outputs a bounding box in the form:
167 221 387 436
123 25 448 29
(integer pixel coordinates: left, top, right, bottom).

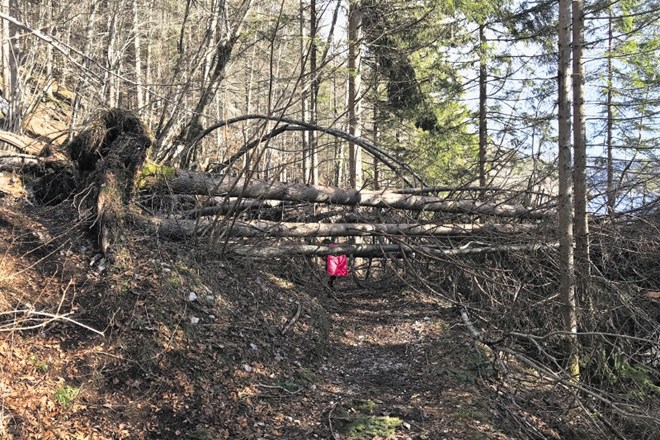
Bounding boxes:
609 354 660 395
455 404 488 423
264 367 320 396
185 427 213 440
333 400 402 440
358 0 486 184
586 350 660 397
295 367 319 385
361 0 465 120
55 385 79 407
28 354 49 373
593 0 660 206
139 161 177 181
408 104 478 183
342 415 402 439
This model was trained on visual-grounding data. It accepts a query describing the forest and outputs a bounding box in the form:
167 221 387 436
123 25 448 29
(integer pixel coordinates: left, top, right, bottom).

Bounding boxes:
0 0 658 438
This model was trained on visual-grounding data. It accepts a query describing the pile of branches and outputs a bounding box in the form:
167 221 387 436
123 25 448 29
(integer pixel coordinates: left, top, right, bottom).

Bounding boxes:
393 212 660 439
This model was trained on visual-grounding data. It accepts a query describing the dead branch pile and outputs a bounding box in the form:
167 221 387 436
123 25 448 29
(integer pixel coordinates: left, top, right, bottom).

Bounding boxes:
387 215 660 440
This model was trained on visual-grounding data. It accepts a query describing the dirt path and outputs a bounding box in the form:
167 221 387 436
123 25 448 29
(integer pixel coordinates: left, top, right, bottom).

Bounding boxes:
248 281 509 440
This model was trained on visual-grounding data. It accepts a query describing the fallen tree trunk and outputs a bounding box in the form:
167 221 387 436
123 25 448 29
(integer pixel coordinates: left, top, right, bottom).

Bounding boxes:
0 129 45 155
142 216 542 238
179 198 294 219
147 170 554 219
226 242 559 258
394 185 498 195
0 152 41 171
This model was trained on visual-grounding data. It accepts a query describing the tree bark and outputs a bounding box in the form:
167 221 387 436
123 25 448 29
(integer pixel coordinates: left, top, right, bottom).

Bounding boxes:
69 2 98 143
226 242 558 258
96 133 151 256
0 130 44 154
179 197 294 219
1 0 21 132
572 0 590 298
558 0 580 380
372 70 380 190
143 217 542 239
102 1 119 108
606 9 615 217
147 170 555 219
309 0 318 185
347 0 362 188
0 152 41 170
300 0 309 182
478 22 488 192
133 0 144 111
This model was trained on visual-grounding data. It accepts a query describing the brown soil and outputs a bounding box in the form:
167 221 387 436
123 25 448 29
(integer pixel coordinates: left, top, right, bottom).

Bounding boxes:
0 196 515 439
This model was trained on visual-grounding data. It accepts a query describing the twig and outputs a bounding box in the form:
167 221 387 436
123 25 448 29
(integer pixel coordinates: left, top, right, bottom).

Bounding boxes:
459 307 482 340
328 402 338 440
497 346 660 422
596 412 630 440
509 330 658 345
281 302 301 335
0 309 104 336
255 383 303 395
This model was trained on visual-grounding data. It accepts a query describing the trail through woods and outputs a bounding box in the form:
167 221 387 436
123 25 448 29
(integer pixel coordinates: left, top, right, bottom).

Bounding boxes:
239 280 510 440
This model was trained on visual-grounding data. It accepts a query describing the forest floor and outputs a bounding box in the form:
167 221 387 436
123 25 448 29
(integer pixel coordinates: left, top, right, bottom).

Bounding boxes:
0 194 521 439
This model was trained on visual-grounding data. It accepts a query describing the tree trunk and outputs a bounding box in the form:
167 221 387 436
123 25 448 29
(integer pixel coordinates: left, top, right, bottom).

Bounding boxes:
1 0 21 132
143 217 542 239
572 0 590 296
0 130 43 154
179 198 295 219
225 242 558 258
372 72 380 190
300 0 310 182
70 2 98 143
133 0 144 111
146 170 554 219
0 153 41 171
309 0 318 185
347 0 362 188
45 0 54 79
177 0 252 168
152 0 194 149
478 22 488 192
606 10 615 217
96 134 151 256
102 1 119 108
558 0 580 380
